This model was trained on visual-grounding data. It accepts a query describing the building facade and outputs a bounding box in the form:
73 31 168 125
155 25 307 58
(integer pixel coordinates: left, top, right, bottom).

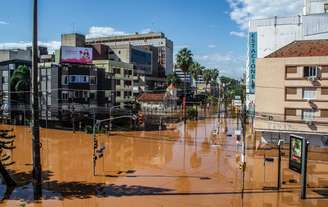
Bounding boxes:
246 0 328 109
0 59 31 123
86 32 173 76
255 40 328 146
39 63 115 124
93 60 134 107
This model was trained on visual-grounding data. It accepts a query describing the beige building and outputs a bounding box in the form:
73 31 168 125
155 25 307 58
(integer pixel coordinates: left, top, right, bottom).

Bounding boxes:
93 60 134 107
255 40 328 146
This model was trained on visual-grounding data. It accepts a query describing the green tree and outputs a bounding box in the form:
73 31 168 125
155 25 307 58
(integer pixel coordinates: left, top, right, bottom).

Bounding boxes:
202 69 212 94
10 65 30 105
176 48 193 123
175 48 193 96
166 72 181 86
189 62 203 95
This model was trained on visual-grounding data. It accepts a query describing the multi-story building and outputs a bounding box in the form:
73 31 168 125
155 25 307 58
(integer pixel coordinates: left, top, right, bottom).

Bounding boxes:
246 0 328 109
93 59 134 107
39 62 115 124
0 46 48 62
0 59 31 123
86 32 173 76
255 40 328 146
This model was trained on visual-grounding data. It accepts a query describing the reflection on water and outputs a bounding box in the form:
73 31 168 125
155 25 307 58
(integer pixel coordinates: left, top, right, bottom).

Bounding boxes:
0 117 327 206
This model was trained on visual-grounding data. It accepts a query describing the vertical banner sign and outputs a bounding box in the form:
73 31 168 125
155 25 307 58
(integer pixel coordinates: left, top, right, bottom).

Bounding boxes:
289 135 303 173
248 32 257 94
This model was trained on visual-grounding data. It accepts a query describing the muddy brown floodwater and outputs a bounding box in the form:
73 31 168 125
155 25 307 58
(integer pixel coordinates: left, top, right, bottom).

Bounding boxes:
0 117 327 206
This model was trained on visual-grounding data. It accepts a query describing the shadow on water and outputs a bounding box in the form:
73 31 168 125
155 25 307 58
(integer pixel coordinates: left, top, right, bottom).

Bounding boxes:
0 170 173 203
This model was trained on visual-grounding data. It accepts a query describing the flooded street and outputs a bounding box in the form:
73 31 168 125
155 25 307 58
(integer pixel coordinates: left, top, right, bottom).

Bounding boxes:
0 116 328 206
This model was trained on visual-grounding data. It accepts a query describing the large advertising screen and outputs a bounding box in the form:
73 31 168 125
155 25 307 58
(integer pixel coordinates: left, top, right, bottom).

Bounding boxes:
61 46 93 64
289 135 303 173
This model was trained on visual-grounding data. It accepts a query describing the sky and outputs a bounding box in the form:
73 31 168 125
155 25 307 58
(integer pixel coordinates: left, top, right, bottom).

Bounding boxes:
0 0 305 78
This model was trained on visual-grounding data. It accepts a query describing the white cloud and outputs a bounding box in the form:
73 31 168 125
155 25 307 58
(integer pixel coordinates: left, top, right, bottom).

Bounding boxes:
0 21 8 25
194 52 245 78
208 44 217 48
140 28 152 34
230 31 246 37
86 26 128 38
0 41 61 53
226 0 304 31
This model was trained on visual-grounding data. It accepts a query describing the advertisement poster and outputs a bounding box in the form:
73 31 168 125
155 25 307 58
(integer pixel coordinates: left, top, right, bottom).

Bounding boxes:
61 46 93 64
289 135 303 173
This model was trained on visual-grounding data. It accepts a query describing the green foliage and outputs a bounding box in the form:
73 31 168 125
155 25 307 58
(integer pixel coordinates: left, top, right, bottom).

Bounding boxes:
202 69 212 86
10 65 30 104
10 65 29 91
166 72 181 86
190 62 203 82
186 107 198 120
175 48 193 73
207 96 218 105
220 76 243 101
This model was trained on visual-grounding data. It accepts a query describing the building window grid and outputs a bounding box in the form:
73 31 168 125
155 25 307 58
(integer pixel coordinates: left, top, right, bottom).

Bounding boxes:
303 88 317 100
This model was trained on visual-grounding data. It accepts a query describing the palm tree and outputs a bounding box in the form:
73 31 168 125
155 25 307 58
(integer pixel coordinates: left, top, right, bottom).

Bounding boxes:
190 62 203 95
166 72 181 86
176 48 193 123
202 69 212 94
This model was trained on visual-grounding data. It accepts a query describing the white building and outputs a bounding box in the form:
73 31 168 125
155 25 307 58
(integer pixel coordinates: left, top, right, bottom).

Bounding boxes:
246 0 328 109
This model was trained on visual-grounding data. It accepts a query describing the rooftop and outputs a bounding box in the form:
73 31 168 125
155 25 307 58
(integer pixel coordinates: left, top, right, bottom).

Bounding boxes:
86 32 166 43
137 93 166 102
265 39 328 58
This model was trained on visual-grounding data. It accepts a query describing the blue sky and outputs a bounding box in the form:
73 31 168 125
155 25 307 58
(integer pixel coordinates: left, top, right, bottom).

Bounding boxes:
0 0 305 78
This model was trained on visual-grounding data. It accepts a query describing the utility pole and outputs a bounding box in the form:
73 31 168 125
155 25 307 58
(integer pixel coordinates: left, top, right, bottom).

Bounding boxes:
240 80 246 197
31 0 42 200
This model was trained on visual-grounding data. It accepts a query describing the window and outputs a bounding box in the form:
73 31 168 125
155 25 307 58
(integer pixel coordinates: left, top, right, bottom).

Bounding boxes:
285 109 297 116
116 79 121 86
89 92 96 101
322 88 328 95
62 75 69 85
116 91 121 97
303 66 319 78
325 3 328 13
303 88 317 100
90 76 97 85
303 109 315 122
321 110 328 118
114 68 121 74
286 66 297 74
286 87 297 95
62 92 68 100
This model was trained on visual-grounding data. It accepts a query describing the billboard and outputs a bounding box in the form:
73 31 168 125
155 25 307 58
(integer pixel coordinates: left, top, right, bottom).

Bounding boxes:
247 32 257 94
61 46 93 64
289 135 303 173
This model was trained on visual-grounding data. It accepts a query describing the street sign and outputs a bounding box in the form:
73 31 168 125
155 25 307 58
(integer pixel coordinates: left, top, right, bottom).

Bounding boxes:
289 135 303 173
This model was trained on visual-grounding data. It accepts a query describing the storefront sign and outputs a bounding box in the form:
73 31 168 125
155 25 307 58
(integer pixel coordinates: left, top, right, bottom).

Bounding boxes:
247 32 257 94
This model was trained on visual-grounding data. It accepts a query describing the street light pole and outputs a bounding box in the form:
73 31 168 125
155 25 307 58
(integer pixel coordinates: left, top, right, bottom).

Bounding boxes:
31 0 42 200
